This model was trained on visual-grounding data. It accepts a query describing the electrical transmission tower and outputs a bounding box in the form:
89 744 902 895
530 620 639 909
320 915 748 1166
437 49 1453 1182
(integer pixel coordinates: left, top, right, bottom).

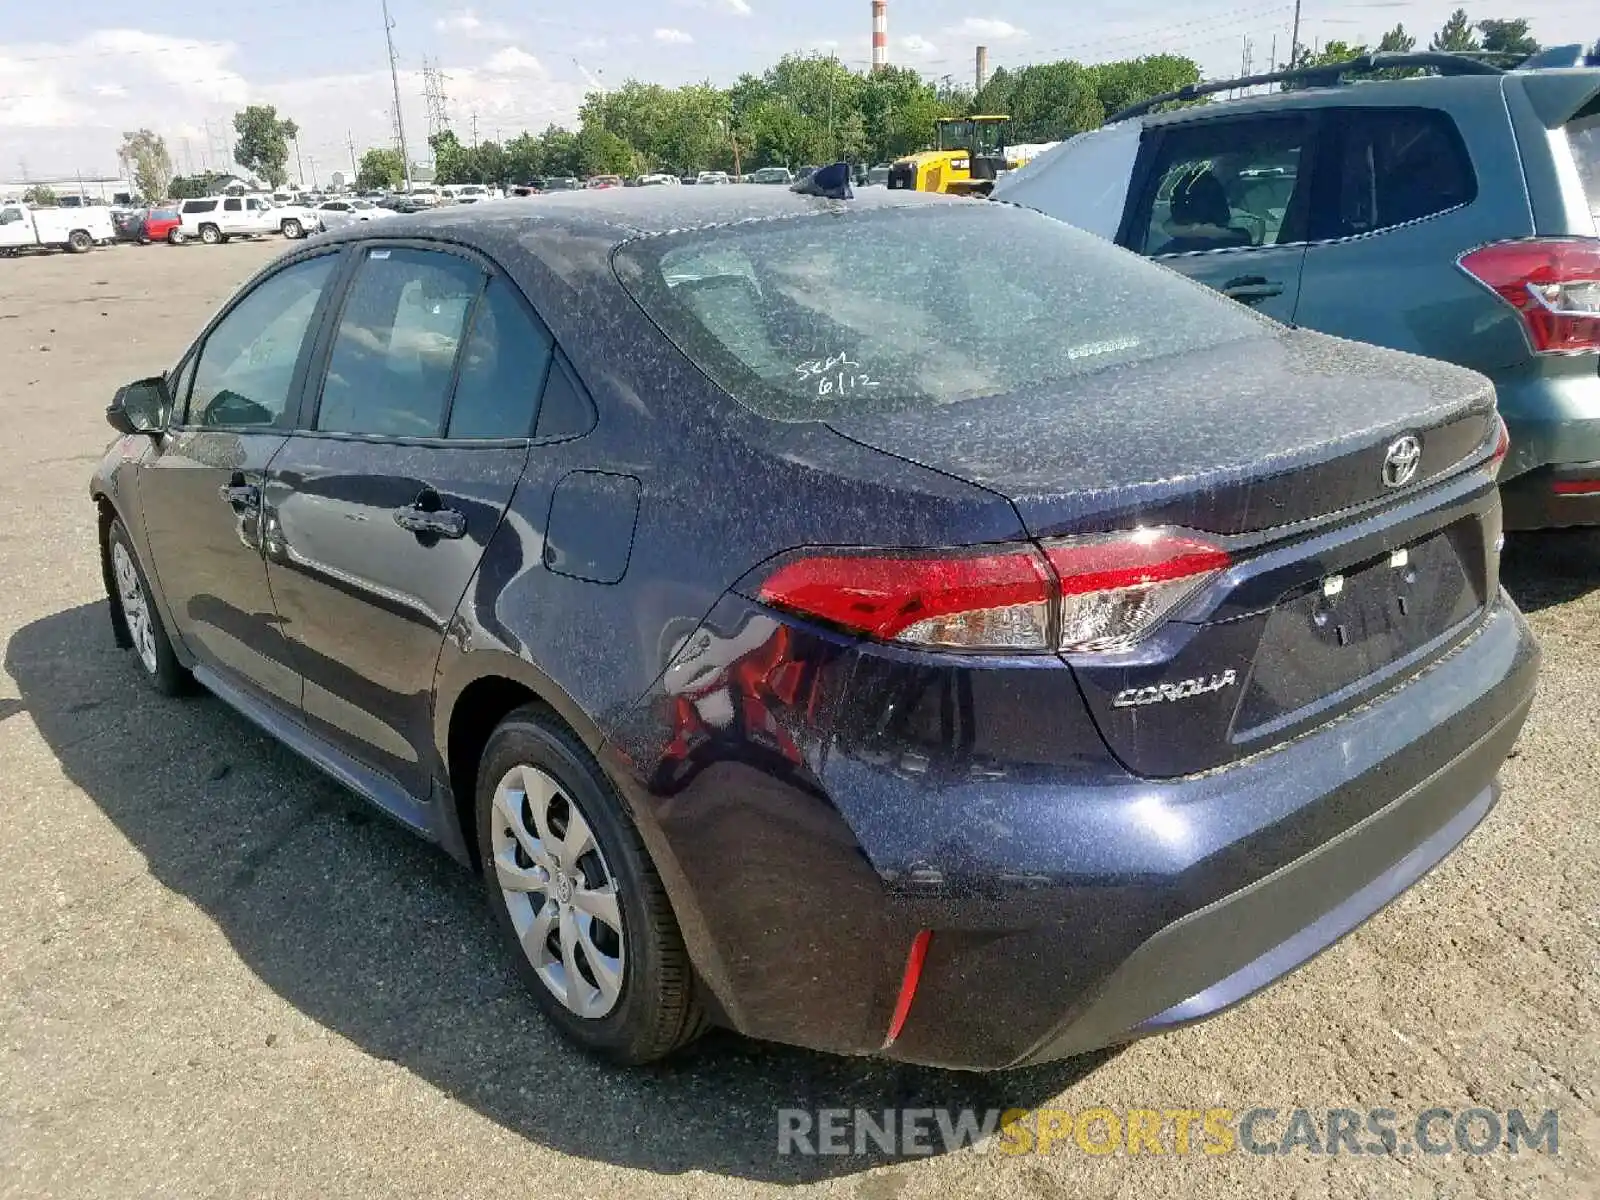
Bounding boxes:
423 57 452 138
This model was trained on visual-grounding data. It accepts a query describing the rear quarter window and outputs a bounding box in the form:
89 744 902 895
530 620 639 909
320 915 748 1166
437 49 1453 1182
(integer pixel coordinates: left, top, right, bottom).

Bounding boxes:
613 203 1271 421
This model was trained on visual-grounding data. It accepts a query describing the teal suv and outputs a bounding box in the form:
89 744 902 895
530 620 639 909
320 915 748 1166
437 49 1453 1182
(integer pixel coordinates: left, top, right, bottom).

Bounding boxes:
998 49 1600 529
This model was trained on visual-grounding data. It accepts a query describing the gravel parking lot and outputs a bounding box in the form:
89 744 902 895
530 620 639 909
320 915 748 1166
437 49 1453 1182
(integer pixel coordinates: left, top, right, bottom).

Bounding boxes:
1 238 1597 1200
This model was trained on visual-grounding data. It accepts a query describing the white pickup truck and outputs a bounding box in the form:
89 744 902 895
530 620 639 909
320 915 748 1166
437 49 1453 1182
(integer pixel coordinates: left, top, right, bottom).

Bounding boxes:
0 203 116 254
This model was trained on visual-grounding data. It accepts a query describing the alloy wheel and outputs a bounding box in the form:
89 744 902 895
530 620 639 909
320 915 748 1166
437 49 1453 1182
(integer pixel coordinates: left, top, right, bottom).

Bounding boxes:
491 764 626 1019
111 542 158 675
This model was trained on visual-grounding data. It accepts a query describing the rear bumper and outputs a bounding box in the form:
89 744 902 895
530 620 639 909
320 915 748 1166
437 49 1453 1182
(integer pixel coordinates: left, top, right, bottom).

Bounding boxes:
611 590 1538 1070
1500 461 1600 530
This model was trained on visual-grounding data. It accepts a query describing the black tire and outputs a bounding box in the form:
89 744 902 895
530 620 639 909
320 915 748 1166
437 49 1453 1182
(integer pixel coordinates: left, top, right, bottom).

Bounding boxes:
281 219 302 239
199 224 221 245
107 519 190 696
476 705 705 1065
168 229 186 245
67 230 92 253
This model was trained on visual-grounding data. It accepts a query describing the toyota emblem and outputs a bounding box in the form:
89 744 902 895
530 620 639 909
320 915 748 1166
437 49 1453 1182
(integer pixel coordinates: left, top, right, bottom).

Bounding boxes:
1382 435 1422 488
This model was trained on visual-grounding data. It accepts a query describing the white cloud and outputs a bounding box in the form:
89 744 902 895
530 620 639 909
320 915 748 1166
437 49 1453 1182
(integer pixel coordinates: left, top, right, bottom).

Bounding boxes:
0 27 586 186
482 47 545 76
435 9 514 40
946 17 1027 40
900 35 940 58
654 28 694 44
675 0 753 13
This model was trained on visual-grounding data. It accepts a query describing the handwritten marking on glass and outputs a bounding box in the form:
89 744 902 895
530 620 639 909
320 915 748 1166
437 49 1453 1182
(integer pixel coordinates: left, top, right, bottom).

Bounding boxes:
796 352 881 397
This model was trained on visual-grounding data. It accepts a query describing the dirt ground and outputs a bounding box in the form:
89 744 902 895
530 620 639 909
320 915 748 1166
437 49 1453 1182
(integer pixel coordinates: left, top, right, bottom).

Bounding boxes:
0 236 1596 1200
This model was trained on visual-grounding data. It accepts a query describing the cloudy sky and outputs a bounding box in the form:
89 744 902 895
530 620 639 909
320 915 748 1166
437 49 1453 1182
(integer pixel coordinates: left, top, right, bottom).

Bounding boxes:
1 0 1594 183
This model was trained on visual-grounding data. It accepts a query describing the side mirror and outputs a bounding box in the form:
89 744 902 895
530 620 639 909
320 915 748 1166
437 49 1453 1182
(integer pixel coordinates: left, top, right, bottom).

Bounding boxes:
106 376 170 435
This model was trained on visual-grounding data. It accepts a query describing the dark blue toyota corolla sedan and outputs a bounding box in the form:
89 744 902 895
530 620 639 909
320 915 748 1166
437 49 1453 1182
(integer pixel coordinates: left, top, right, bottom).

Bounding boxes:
90 186 1537 1070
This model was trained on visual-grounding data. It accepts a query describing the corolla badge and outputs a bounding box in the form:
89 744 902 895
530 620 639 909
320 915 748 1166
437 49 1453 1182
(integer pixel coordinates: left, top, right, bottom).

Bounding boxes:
1383 434 1423 488
1113 669 1238 709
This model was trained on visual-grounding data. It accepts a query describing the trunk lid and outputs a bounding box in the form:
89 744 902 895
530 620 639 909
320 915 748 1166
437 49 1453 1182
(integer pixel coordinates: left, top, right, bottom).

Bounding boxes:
827 330 1503 777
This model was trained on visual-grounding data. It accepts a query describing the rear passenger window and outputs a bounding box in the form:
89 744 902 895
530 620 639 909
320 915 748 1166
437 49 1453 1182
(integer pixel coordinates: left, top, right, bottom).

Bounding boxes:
316 247 483 438
1319 108 1475 239
533 361 596 440
224 198 243 212
1134 117 1311 255
446 277 553 439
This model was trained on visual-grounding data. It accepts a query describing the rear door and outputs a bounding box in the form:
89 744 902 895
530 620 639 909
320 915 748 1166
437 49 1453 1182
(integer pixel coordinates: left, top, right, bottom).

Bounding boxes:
1293 105 1490 364
1120 113 1318 323
261 243 554 795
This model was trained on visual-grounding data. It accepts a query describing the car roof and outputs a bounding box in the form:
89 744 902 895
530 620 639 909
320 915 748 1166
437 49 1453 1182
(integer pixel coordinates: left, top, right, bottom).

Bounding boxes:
371 185 967 248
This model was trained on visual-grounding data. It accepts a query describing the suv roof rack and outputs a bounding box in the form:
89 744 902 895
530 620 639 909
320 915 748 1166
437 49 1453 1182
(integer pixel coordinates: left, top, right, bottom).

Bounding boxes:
1106 51 1506 124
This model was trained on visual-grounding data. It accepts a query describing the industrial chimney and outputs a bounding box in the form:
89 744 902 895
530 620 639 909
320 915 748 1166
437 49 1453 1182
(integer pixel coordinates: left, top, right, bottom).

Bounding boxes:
976 44 989 91
872 1 888 72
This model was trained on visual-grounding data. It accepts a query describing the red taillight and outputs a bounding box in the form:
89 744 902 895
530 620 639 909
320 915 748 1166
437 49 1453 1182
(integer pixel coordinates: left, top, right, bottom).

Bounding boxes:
757 547 1054 649
1458 238 1600 354
1489 414 1511 479
756 529 1230 653
1044 530 1232 652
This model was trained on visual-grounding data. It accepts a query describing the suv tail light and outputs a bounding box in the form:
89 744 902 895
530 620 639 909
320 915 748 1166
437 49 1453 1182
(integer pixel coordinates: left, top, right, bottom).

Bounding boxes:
756 530 1230 654
1458 238 1600 354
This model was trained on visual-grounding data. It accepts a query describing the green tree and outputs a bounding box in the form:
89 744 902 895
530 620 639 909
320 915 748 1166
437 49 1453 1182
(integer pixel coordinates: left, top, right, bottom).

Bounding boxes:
574 125 636 176
429 130 470 184
860 66 945 163
1430 9 1480 52
167 172 230 200
22 185 57 206
118 129 174 201
231 104 298 188
1089 55 1202 121
356 148 404 191
503 132 543 182
537 126 582 177
1478 19 1540 58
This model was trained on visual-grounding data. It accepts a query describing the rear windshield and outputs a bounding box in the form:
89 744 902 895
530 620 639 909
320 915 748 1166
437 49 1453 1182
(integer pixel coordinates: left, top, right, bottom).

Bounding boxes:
1568 111 1600 218
613 202 1270 420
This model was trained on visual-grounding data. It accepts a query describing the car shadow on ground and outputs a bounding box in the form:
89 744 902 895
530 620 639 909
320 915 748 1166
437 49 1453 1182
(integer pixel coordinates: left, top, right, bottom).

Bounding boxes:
1501 528 1600 614
6 602 1108 1185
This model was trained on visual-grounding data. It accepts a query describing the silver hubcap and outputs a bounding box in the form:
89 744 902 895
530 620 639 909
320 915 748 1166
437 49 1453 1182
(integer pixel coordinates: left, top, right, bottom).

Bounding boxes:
111 542 158 675
491 764 625 1019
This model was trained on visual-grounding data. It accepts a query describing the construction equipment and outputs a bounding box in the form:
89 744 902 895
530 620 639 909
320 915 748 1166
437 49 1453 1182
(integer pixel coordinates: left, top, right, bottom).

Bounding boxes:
887 115 1015 196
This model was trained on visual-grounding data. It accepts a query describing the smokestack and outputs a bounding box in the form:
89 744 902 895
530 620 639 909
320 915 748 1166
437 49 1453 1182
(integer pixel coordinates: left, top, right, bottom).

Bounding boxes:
872 1 888 72
976 45 988 92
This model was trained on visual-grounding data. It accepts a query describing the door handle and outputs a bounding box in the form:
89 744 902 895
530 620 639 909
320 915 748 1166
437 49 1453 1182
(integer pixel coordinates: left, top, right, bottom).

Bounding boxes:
218 472 259 509
393 489 466 539
1220 275 1285 305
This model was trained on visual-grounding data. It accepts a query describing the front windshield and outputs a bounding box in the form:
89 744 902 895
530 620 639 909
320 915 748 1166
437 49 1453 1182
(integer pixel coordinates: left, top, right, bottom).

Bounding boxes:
614 202 1271 421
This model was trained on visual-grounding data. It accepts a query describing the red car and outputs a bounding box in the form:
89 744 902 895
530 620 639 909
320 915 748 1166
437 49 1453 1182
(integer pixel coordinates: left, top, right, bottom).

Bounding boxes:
141 207 182 244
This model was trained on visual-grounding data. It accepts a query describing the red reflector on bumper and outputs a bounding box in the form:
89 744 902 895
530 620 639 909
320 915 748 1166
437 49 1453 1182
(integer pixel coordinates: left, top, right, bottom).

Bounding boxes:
1553 479 1600 495
883 930 932 1048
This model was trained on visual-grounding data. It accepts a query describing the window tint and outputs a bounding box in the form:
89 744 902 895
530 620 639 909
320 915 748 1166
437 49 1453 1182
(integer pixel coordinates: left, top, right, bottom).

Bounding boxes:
188 255 336 427
614 203 1269 421
1567 111 1600 219
534 361 595 439
0 208 21 225
1319 108 1475 239
316 247 482 437
185 200 217 213
1136 118 1310 255
446 277 553 439
224 198 243 212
